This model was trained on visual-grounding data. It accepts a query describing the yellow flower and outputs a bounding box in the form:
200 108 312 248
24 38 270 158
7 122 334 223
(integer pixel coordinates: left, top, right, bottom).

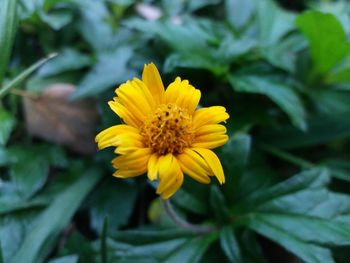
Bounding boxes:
95 63 229 199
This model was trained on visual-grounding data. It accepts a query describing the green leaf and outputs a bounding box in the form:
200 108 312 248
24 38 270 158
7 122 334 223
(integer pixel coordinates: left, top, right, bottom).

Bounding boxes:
0 198 48 215
71 47 134 99
225 0 254 30
0 108 15 146
261 111 350 149
0 147 10 166
76 1 114 52
127 18 227 76
57 232 95 263
238 230 267 263
257 0 296 46
100 217 108 263
0 53 57 98
217 36 257 63
40 8 73 30
173 178 211 215
11 165 102 263
172 189 209 215
247 213 350 246
326 67 350 84
314 1 350 34
220 226 242 263
246 216 334 263
89 179 138 232
7 145 62 198
296 11 350 75
234 166 278 208
320 159 350 182
46 145 68 168
38 48 91 77
164 234 218 263
254 173 350 220
164 52 227 77
262 34 306 72
229 74 306 130
233 168 329 214
325 55 350 84
234 168 350 263
48 255 79 263
110 229 195 245
187 0 220 12
126 18 212 53
209 186 230 222
0 0 18 85
0 241 3 263
110 238 188 261
9 158 48 199
220 134 251 204
309 88 350 114
0 210 39 263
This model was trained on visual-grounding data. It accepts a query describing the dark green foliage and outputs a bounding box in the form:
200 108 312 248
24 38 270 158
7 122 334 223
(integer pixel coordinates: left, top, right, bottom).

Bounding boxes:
1 0 350 262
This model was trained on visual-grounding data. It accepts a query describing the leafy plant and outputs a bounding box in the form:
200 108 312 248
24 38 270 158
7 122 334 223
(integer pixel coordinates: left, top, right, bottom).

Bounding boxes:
1 0 350 262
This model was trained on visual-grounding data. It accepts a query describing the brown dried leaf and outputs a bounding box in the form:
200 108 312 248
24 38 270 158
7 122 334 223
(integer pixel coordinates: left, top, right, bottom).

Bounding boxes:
23 84 99 154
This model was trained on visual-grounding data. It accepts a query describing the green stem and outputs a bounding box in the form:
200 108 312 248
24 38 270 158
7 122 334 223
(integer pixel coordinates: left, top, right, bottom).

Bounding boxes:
0 53 57 98
163 199 216 234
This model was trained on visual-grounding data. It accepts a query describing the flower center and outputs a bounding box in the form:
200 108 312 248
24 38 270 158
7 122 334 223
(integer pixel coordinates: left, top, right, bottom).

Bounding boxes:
140 103 194 155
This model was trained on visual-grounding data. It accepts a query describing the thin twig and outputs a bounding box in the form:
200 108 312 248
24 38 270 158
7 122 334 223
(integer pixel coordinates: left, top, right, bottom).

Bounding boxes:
10 88 38 99
163 199 216 234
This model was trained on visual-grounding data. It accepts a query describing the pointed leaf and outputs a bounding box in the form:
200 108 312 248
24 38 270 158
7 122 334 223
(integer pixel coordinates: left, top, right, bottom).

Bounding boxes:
0 108 15 146
11 166 102 263
164 234 218 263
220 226 242 263
229 74 306 130
0 0 18 84
297 11 350 74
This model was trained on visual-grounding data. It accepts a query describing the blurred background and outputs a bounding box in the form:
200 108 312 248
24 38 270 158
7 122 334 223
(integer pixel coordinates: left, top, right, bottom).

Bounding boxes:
1 0 350 262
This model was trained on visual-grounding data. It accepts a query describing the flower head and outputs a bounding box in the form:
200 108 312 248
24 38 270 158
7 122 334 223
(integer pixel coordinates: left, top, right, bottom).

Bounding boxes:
95 63 229 199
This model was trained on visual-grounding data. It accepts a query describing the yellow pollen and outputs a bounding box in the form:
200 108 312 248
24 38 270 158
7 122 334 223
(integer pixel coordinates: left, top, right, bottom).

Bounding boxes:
140 103 194 155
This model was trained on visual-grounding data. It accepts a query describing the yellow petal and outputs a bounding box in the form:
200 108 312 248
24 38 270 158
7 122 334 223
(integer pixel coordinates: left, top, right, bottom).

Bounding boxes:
185 89 201 114
97 132 143 150
132 78 156 108
192 134 229 149
113 168 146 178
195 124 227 137
192 106 229 129
147 153 159 181
95 124 140 149
164 77 181 103
115 80 154 122
193 148 225 184
112 154 150 170
112 148 151 170
157 155 176 193
182 148 212 174
165 77 201 114
177 151 211 184
108 99 142 128
142 63 165 105
161 171 184 199
115 146 143 155
156 154 183 199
